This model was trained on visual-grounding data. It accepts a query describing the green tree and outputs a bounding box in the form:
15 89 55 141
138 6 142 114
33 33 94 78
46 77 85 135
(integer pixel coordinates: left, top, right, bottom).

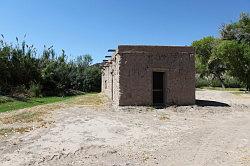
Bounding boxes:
207 57 226 88
213 40 250 90
192 37 228 88
0 37 102 96
76 54 93 68
41 50 72 96
220 12 250 44
82 66 101 92
0 38 40 94
192 36 218 77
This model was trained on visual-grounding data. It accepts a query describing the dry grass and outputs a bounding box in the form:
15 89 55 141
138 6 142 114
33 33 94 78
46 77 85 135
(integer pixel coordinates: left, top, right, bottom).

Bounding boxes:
0 104 65 124
65 93 104 107
0 111 45 124
0 93 105 139
231 91 250 98
159 114 170 121
240 155 250 165
0 93 104 125
0 127 32 137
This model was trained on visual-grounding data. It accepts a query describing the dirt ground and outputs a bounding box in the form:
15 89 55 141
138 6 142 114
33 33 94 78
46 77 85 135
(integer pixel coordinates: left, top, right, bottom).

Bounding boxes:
0 90 250 166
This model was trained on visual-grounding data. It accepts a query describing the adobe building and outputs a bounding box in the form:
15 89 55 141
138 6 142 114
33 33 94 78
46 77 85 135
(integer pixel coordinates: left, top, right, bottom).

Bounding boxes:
101 45 195 106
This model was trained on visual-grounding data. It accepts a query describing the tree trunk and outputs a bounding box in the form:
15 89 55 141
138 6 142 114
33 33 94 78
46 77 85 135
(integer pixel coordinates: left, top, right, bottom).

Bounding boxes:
215 74 225 89
247 70 250 91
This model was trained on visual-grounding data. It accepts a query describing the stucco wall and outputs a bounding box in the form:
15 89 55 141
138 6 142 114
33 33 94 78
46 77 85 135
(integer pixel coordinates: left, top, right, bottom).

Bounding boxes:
101 53 121 106
102 45 195 106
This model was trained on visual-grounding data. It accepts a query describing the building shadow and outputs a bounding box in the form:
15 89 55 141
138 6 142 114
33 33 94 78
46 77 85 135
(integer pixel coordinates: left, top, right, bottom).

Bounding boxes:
152 105 166 109
150 100 230 109
196 100 230 107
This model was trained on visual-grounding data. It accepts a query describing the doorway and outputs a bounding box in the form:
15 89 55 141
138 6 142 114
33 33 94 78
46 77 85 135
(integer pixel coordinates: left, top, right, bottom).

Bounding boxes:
153 72 164 105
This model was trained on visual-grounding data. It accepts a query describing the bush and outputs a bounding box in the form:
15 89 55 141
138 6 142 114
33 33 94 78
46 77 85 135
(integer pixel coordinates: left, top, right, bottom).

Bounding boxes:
9 85 30 101
196 74 244 88
0 38 102 97
64 89 85 96
224 76 243 88
0 96 14 104
196 76 209 88
82 66 101 92
209 78 221 87
29 83 42 97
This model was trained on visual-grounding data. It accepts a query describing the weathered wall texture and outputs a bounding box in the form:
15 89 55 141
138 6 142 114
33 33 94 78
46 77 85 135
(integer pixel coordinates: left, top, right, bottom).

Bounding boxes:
101 53 121 106
102 45 195 106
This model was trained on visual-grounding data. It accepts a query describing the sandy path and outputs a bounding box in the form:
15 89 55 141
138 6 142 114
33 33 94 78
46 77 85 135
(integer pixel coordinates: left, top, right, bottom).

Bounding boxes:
0 90 249 166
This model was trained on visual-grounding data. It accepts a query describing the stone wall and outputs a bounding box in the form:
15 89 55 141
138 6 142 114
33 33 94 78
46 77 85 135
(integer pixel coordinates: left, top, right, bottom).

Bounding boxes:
102 45 195 106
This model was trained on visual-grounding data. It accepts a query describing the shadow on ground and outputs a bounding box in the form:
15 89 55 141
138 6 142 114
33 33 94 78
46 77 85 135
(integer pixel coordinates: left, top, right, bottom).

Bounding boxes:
196 100 230 107
150 100 230 109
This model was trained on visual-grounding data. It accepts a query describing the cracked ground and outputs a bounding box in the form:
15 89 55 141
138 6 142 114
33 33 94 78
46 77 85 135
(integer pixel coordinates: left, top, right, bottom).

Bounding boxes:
0 90 250 166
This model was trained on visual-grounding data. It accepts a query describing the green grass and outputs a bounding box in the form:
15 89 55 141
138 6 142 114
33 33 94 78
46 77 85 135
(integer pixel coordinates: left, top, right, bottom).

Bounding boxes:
0 96 14 104
0 96 71 113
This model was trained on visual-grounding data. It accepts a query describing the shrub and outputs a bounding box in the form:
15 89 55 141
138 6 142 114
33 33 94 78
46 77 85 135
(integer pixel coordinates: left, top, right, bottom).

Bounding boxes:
9 85 30 101
196 77 209 88
82 66 101 92
209 78 221 87
0 96 14 104
196 74 244 88
0 38 102 97
29 83 42 97
224 76 243 88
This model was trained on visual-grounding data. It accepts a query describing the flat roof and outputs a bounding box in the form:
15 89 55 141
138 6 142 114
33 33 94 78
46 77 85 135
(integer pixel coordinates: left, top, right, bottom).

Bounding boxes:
117 45 194 54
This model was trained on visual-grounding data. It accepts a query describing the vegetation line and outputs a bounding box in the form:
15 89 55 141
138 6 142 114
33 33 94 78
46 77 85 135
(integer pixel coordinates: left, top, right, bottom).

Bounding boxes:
0 39 101 98
193 13 250 91
0 96 72 113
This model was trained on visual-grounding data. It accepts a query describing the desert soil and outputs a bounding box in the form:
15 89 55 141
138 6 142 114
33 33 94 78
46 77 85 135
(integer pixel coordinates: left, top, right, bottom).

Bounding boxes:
0 90 250 166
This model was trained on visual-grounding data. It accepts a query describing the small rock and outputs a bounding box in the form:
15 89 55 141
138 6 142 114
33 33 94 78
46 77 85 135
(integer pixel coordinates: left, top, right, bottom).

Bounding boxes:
108 150 117 154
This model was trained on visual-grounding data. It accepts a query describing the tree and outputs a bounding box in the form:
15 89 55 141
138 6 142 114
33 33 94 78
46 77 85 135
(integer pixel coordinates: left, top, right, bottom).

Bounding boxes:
219 12 250 90
207 57 226 88
220 12 250 44
213 40 250 90
82 66 101 92
192 36 218 77
0 43 11 94
193 13 250 89
76 54 93 68
0 37 102 96
243 44 250 90
41 50 72 96
0 38 40 94
192 37 228 88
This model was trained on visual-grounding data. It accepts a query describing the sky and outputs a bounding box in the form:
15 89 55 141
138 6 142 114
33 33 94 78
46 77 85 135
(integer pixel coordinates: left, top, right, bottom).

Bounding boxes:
0 0 249 63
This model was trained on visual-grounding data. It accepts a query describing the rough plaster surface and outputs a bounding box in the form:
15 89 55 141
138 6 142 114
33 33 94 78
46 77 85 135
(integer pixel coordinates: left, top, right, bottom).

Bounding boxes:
0 90 250 166
102 45 195 106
